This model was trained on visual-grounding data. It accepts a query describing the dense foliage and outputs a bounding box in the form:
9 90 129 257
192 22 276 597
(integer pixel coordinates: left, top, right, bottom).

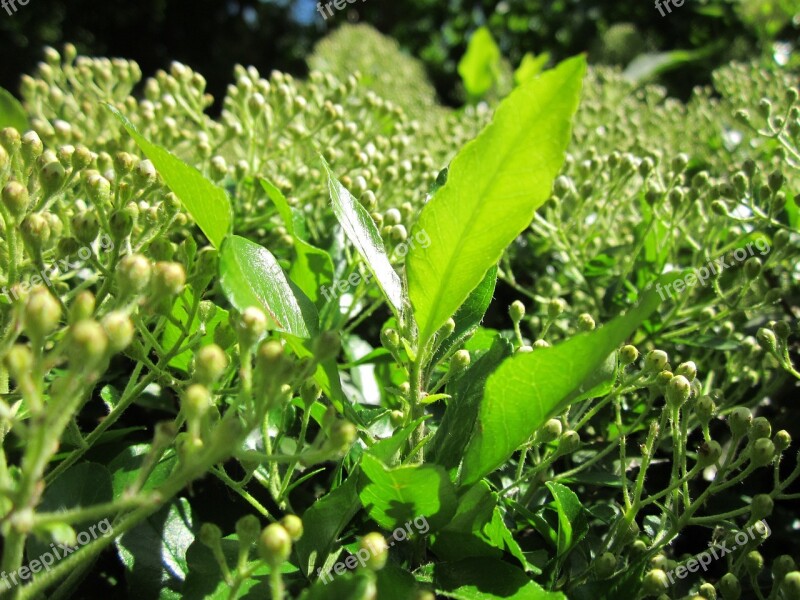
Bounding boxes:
0 20 799 600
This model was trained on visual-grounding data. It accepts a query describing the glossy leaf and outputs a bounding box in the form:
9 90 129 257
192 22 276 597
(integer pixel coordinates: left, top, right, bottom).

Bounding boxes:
359 453 457 531
295 474 362 576
458 27 501 98
106 104 231 248
161 286 230 371
0 87 28 132
261 178 334 306
434 558 566 600
461 276 676 485
407 56 586 349
116 498 194 599
219 235 318 338
323 158 403 315
545 482 588 558
431 266 498 368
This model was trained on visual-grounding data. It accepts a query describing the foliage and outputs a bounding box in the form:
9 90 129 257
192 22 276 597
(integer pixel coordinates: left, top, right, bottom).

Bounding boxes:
0 23 799 600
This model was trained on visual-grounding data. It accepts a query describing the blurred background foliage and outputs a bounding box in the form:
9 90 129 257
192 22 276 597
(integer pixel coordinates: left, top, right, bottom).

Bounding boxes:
1 0 798 109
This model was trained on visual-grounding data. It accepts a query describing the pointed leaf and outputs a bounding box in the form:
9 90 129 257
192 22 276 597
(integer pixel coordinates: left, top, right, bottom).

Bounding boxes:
106 104 231 248
458 27 502 98
407 57 586 348
219 235 318 338
323 158 403 315
461 276 677 485
434 558 566 600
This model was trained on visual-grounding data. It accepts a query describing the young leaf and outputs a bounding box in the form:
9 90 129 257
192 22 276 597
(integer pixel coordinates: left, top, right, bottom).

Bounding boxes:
458 27 502 99
322 158 403 315
515 52 551 85
219 235 318 338
545 482 588 559
0 87 28 132
106 104 232 248
359 453 457 532
460 276 676 486
407 56 586 349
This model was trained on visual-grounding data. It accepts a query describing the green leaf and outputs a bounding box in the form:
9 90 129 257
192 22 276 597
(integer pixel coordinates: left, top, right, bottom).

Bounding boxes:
260 178 334 306
106 104 231 248
514 52 550 85
219 235 318 338
623 49 709 83
108 444 178 498
434 558 566 600
161 286 230 370
407 56 586 349
0 87 28 132
431 266 498 368
545 482 588 559
429 336 513 472
26 463 113 559
458 27 502 98
323 158 403 315
299 571 376 600
375 563 418 600
461 276 675 486
295 473 362 576
116 498 194 599
358 453 457 531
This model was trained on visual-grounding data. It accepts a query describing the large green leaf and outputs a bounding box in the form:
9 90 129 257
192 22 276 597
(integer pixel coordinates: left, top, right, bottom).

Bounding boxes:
219 235 318 338
461 277 674 485
323 158 403 315
434 558 565 600
295 474 362 576
116 498 194 600
106 105 231 248
458 27 502 98
359 454 457 532
0 87 28 132
407 56 586 349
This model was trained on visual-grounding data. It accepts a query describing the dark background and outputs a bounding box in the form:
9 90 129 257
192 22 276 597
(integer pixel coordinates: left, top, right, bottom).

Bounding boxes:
1 0 796 109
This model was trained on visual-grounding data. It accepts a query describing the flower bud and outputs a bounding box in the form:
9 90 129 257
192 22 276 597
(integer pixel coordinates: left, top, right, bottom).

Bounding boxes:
727 407 752 436
324 420 358 454
280 515 303 541
71 211 99 245
380 328 400 352
134 159 157 187
774 430 791 452
24 287 61 340
235 515 261 547
782 572 800 598
698 440 722 467
68 320 109 369
2 181 30 219
577 313 595 331
0 127 21 154
4 345 33 381
744 257 762 280
152 262 186 298
750 494 774 520
719 573 740 600
258 523 292 567
101 311 134 352
69 291 95 323
666 375 691 408
620 345 639 366
359 532 389 571
548 298 565 319
114 152 136 175
448 350 470 377
439 318 456 337
642 569 669 596
557 430 580 455
675 361 697 382
194 344 228 385
538 418 562 443
198 522 223 548
509 300 526 323
594 552 616 579
694 395 715 424
40 161 67 194
750 438 775 467
109 209 133 240
757 327 778 355
745 550 764 577
183 384 211 420
645 350 668 372
749 416 771 440
20 131 43 165
699 582 716 600
236 307 268 347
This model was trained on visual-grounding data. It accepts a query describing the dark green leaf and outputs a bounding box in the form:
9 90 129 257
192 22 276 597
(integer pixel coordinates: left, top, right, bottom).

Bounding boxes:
434 558 566 599
108 444 178 498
